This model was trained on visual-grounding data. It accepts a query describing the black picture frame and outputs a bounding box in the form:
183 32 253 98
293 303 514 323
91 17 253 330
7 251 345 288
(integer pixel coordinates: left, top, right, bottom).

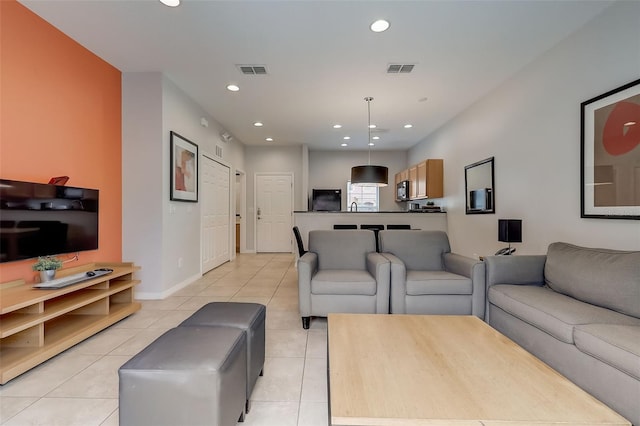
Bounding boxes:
580 79 640 219
170 131 198 202
465 157 495 215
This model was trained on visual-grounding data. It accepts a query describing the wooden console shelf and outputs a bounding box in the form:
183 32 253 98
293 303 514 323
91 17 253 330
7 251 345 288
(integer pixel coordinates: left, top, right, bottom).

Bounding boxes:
0 262 141 384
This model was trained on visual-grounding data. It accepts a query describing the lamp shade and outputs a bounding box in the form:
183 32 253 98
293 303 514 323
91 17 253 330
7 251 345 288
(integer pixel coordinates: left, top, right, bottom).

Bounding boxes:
498 219 522 243
351 165 388 187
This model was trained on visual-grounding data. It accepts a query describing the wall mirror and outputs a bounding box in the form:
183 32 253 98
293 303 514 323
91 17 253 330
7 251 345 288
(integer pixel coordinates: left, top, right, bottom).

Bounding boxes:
465 157 495 214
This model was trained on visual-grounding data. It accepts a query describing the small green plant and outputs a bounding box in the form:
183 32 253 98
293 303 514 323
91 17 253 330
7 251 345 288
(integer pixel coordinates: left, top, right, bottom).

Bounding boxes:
32 256 63 271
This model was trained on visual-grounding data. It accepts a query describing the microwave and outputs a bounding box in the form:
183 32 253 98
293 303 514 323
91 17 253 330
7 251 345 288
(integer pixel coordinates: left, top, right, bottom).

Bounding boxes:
396 180 410 201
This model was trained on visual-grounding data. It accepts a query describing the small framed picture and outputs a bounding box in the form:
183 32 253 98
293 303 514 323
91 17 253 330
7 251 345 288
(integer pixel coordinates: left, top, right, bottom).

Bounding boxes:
581 79 640 219
170 131 198 202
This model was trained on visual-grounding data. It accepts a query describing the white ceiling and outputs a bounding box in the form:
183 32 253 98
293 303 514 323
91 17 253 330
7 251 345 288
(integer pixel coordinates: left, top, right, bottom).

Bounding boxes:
20 0 612 151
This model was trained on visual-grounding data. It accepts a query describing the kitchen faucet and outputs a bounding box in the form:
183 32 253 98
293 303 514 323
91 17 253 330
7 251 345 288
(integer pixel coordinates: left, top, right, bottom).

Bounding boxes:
350 202 358 212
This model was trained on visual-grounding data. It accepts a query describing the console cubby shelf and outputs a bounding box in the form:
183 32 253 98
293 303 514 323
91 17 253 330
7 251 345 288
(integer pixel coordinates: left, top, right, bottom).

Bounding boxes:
0 262 141 384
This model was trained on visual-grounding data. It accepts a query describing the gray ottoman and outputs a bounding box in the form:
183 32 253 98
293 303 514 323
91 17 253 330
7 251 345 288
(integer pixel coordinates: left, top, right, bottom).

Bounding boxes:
119 326 246 426
180 302 266 413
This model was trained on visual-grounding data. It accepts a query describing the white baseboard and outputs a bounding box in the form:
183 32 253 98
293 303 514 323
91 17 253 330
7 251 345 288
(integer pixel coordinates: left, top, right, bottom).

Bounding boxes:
135 272 201 300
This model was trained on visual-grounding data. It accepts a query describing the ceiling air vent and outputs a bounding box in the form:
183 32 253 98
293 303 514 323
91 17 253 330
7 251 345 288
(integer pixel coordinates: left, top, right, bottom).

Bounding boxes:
387 64 415 74
238 65 268 75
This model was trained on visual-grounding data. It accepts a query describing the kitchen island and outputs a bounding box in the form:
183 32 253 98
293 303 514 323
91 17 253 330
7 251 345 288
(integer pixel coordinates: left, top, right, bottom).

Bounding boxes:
293 211 447 248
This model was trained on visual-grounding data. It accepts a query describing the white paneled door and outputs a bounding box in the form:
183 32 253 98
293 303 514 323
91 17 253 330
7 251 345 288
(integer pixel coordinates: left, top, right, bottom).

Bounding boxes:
202 156 231 273
256 174 293 252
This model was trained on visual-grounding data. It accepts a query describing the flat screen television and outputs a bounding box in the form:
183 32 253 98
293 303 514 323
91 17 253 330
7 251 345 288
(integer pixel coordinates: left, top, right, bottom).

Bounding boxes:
469 188 493 211
311 189 341 212
0 179 99 263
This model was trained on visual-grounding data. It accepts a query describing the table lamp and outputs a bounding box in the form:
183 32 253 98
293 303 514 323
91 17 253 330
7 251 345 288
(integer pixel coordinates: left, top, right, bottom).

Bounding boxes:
497 219 522 255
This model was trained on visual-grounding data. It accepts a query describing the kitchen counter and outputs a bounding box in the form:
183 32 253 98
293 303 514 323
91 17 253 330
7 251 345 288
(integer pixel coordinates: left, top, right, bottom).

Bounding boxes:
293 211 447 249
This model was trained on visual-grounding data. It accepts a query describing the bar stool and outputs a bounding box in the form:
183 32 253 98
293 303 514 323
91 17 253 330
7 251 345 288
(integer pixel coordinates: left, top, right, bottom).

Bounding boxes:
292 226 307 257
387 224 411 230
360 224 384 251
334 224 357 229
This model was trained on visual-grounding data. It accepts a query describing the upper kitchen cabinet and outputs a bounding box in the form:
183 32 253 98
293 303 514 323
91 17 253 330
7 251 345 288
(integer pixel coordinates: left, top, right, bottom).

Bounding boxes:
416 159 443 199
395 159 443 200
409 165 418 199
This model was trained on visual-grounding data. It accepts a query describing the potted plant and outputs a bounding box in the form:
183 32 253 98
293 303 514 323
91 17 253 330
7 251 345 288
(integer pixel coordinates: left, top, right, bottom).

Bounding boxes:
32 256 63 282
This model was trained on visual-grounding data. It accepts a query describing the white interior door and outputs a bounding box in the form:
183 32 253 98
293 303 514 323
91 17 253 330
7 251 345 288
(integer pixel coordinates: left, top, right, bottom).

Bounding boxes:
256 174 293 252
202 156 230 272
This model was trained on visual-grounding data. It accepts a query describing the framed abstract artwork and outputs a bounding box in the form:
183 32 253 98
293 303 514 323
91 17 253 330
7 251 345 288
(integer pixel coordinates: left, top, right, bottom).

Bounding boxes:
170 131 198 202
581 78 640 219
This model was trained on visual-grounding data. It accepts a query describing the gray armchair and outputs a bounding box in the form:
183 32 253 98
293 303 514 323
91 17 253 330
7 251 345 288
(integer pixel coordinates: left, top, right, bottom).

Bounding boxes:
380 230 485 318
297 230 390 329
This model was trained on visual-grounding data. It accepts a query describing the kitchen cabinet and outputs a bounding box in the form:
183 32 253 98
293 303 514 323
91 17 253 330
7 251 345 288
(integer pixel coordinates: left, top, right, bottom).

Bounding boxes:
394 169 410 186
416 159 443 199
408 166 418 199
416 161 427 198
395 159 443 201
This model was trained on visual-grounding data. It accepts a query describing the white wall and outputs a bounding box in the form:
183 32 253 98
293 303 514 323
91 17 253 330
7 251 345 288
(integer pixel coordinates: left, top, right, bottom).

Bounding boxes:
122 72 246 298
122 73 164 296
309 150 409 211
409 1 640 257
244 145 304 252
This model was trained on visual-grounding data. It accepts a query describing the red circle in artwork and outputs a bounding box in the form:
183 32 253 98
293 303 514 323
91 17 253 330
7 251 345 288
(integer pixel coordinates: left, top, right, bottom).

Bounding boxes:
602 101 640 156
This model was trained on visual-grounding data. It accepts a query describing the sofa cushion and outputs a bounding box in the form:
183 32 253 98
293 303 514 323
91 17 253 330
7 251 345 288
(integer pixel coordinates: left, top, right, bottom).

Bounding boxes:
488 285 640 344
311 270 376 295
574 324 640 381
545 242 640 318
379 230 450 271
309 230 376 270
406 270 472 295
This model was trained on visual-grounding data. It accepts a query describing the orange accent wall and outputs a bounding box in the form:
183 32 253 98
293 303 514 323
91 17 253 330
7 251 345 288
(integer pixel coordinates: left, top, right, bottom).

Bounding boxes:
0 0 122 283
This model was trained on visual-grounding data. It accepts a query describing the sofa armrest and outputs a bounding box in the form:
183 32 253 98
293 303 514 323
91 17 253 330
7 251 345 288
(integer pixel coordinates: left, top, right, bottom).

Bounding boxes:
484 254 546 324
443 252 480 278
367 252 391 314
444 252 486 319
484 255 546 288
381 252 407 314
297 252 318 316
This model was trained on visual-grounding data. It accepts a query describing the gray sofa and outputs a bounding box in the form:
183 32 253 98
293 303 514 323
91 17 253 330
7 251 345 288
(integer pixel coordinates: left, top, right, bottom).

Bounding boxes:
297 230 390 329
485 242 640 425
380 230 485 317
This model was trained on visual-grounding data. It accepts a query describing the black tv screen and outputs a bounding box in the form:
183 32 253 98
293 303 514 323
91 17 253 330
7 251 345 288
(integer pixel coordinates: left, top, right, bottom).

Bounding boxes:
312 189 341 211
469 188 492 211
0 179 99 263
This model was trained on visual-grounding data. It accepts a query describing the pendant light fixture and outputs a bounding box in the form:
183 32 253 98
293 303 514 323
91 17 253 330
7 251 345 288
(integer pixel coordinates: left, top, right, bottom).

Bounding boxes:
350 97 389 187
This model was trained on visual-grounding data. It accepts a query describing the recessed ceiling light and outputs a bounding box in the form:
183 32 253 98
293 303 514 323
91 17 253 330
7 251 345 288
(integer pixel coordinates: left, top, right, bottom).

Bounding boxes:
160 0 180 6
343 136 351 140
368 142 375 146
341 143 348 147
404 124 413 128
368 124 377 129
254 122 263 127
226 84 240 92
370 19 390 33
265 137 273 142
333 124 342 129
372 136 380 140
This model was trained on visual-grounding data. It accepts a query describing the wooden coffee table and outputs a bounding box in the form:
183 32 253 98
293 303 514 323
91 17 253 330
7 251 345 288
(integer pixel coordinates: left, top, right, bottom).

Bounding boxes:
327 314 630 426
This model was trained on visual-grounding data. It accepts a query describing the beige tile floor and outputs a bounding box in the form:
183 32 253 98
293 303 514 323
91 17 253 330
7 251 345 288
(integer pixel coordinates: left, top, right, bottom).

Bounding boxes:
0 253 329 426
